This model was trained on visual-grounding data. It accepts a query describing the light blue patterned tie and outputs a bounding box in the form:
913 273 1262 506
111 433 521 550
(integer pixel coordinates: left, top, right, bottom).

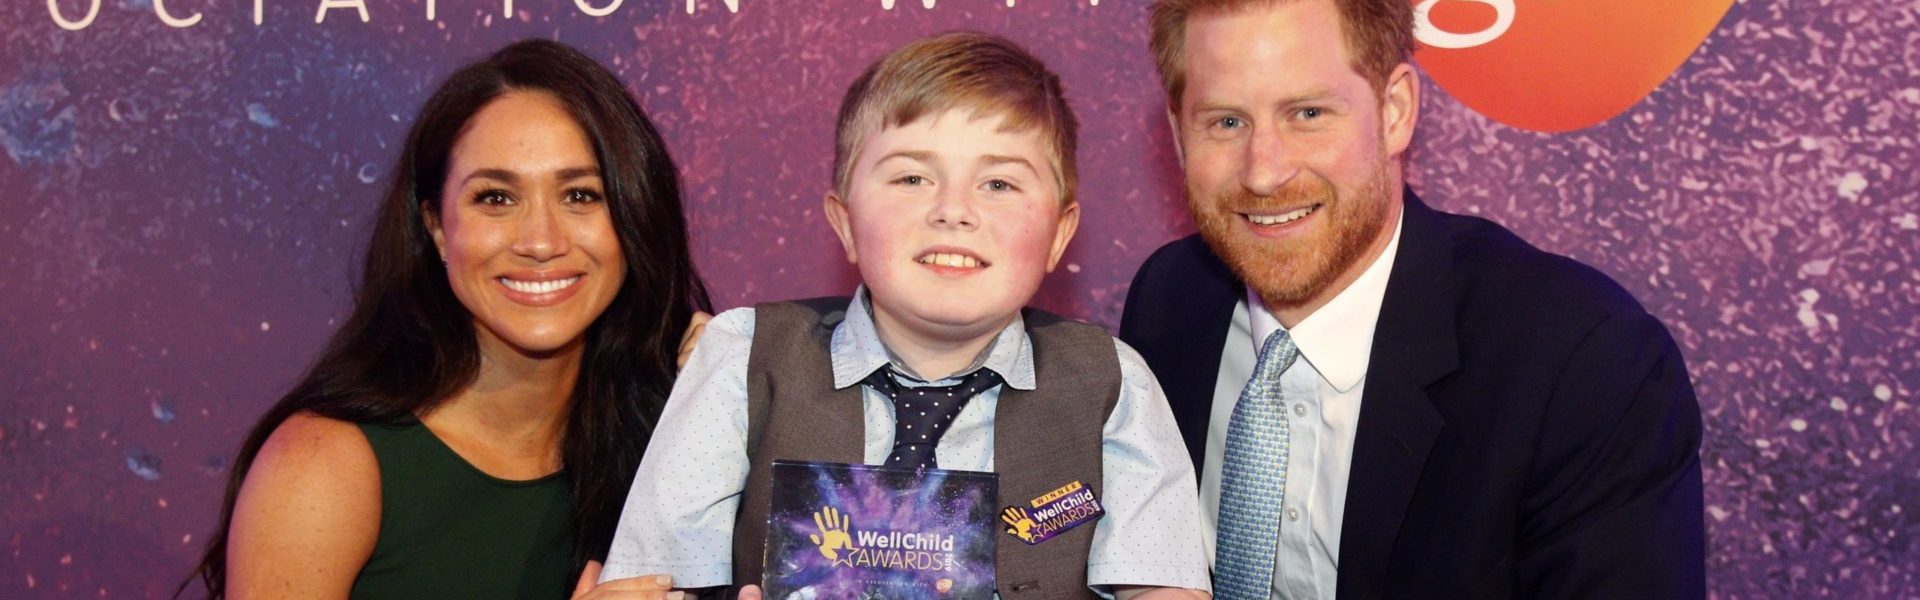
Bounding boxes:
1215 331 1299 600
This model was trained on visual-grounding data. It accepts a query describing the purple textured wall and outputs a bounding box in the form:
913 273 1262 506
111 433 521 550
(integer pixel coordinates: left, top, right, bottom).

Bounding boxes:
1 0 1915 597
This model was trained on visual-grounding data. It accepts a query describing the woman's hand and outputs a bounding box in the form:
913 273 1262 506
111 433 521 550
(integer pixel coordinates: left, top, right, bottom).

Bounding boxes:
571 561 681 600
677 311 713 369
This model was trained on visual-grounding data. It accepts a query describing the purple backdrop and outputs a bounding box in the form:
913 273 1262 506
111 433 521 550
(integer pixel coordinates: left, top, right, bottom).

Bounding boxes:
2 0 1916 597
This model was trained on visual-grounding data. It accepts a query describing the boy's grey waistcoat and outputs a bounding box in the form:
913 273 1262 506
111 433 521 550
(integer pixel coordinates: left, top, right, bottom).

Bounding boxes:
732 297 1118 599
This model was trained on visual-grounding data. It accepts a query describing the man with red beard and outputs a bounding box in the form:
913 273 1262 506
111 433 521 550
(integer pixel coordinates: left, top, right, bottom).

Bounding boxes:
1118 0 1705 598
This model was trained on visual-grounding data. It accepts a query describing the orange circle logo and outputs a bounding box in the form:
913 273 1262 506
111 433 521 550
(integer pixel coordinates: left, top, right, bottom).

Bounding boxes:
1412 0 1733 132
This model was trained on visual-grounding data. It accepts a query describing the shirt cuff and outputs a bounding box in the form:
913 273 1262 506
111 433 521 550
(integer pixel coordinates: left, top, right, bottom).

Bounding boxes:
1087 562 1212 593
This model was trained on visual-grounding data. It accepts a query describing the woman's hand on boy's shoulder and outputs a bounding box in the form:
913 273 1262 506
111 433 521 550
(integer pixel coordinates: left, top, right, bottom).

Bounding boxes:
677 311 714 370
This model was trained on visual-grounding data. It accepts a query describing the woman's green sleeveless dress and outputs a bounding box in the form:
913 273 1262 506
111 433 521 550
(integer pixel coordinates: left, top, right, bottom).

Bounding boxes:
348 417 574 600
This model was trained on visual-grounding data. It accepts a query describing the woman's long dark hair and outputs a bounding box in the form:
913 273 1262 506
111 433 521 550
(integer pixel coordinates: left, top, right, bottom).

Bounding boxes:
181 39 711 598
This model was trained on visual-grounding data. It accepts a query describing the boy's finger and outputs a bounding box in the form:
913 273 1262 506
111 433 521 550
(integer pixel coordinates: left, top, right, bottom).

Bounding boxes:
738 584 766 600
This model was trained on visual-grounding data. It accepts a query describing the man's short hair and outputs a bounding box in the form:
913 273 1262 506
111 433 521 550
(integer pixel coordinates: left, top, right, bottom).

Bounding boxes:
1148 0 1415 104
832 31 1079 206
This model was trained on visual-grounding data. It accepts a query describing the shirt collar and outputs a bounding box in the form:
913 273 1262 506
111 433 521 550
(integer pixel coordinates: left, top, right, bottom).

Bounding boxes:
829 286 1038 391
1248 210 1404 393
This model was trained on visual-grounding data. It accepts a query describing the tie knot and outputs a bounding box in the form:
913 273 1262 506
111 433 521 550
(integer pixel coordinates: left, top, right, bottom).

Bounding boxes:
1253 331 1299 381
865 367 1000 469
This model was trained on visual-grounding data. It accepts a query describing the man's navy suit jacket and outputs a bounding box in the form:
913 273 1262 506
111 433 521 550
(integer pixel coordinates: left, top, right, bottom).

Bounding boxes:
1119 191 1705 599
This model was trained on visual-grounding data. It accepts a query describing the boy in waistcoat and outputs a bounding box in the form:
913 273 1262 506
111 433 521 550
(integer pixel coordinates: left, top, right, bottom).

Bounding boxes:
600 32 1209 599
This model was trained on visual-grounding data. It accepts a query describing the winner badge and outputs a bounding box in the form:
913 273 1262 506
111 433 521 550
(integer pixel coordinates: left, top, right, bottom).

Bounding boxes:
999 480 1105 545
763 460 998 598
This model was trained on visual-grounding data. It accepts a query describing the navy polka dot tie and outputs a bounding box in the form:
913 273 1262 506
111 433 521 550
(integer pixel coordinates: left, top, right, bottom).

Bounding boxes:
862 367 1003 469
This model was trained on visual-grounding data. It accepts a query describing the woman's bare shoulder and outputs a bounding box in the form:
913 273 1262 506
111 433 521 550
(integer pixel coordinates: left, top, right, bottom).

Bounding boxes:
225 410 382 599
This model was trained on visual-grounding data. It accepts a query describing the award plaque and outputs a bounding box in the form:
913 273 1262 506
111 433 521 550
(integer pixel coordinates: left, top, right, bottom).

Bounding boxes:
763 460 998 599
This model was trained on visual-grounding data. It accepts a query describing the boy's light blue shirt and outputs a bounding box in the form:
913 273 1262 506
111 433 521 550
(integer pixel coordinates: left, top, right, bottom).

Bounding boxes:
603 289 1210 594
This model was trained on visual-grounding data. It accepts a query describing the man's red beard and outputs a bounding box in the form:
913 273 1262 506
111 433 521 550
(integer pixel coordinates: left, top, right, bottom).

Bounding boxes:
1187 158 1396 313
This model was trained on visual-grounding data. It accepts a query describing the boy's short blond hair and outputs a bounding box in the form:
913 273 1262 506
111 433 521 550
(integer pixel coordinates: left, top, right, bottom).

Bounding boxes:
832 31 1079 206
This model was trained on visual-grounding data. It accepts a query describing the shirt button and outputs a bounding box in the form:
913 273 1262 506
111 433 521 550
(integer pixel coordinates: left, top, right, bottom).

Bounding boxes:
1287 507 1301 522
1293 403 1308 417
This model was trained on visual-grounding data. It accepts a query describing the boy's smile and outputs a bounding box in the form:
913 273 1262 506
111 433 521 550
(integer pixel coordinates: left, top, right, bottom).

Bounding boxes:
825 108 1079 376
913 245 991 274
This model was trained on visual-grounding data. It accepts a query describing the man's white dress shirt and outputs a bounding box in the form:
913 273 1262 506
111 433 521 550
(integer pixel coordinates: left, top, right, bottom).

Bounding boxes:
1201 213 1403 599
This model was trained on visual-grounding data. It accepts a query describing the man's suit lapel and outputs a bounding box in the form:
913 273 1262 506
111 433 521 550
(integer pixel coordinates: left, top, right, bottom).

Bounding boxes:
1163 240 1243 476
1336 190 1458 598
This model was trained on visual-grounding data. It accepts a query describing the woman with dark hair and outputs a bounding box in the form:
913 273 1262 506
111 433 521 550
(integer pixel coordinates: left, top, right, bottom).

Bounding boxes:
182 39 710 599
